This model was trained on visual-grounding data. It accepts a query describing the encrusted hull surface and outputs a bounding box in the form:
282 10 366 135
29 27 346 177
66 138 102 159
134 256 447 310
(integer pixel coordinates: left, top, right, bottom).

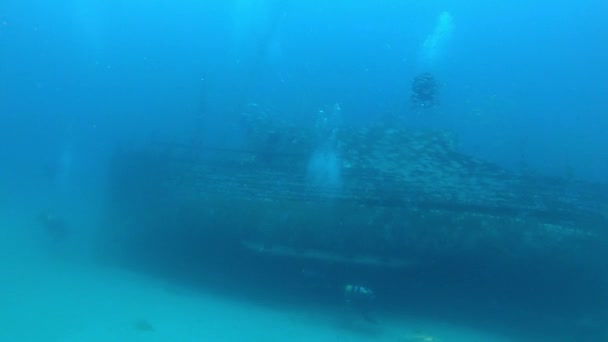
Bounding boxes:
106 125 608 269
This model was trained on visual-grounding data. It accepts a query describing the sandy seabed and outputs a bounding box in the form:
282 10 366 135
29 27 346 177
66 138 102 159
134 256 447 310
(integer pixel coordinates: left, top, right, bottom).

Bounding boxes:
0 216 512 342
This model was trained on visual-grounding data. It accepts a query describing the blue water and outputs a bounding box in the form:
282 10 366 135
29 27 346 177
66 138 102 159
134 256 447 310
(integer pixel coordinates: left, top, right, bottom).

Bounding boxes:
1 1 607 341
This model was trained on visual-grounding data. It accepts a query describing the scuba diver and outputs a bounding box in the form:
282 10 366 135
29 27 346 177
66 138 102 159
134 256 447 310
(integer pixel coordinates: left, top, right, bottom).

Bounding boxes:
37 213 69 242
344 284 377 323
410 72 437 109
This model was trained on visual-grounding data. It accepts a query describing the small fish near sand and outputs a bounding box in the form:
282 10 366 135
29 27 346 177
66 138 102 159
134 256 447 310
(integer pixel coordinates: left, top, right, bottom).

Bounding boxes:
133 319 155 332
401 333 440 342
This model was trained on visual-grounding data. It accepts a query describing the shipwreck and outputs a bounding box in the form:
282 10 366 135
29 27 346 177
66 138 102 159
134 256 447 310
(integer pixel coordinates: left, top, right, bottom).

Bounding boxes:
103 111 608 276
